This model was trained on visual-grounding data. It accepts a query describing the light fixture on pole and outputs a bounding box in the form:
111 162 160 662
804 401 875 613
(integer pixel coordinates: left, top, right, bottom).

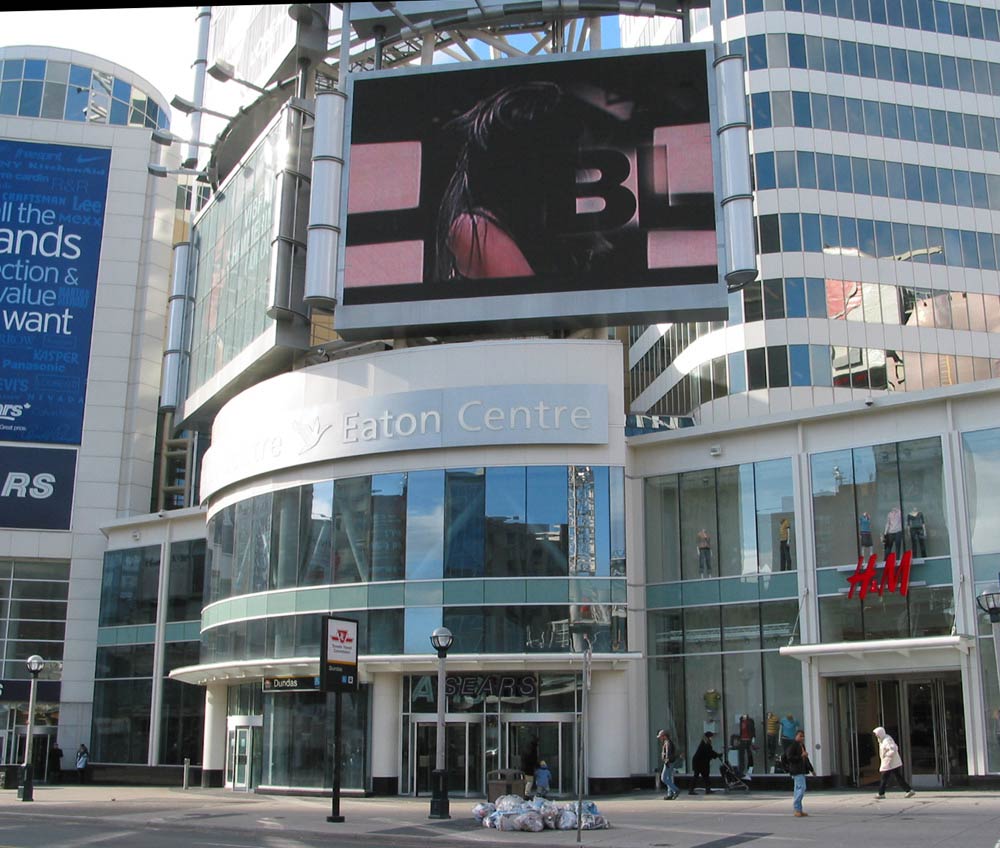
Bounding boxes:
147 163 219 192
19 655 45 802
429 626 453 820
170 94 235 122
207 59 269 94
207 59 298 98
150 129 214 169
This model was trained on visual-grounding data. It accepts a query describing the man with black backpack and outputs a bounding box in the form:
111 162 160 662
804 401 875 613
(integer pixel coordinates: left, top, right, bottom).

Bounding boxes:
784 729 815 817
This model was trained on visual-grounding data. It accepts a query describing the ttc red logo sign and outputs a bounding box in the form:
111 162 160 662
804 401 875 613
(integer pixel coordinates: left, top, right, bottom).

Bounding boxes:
333 629 353 646
846 551 912 600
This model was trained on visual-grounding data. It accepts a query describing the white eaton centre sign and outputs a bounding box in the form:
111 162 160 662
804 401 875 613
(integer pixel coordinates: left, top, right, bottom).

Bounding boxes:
201 383 609 500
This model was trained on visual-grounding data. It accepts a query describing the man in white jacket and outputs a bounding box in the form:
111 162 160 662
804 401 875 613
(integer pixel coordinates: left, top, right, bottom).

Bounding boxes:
873 726 916 799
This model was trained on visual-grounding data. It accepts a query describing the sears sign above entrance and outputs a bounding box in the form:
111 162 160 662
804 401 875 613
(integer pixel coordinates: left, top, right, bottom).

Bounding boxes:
201 382 609 500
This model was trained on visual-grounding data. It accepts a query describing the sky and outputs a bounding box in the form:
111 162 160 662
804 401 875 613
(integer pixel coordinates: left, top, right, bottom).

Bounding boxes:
0 7 199 102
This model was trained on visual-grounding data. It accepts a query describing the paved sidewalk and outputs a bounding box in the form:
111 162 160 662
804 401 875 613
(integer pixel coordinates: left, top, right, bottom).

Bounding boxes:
2 784 1000 848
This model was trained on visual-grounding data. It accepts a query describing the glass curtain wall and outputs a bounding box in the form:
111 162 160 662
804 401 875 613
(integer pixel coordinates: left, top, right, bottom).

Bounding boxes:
962 426 1000 772
645 458 801 774
812 436 953 643
94 547 160 763
645 458 795 582
202 466 627 662
646 600 803 777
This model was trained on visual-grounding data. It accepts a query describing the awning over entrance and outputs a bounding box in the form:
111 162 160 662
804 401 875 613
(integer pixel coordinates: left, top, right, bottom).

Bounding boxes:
780 635 975 676
169 653 641 686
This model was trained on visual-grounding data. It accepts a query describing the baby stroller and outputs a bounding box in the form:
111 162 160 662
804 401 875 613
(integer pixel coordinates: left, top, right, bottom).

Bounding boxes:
718 760 750 792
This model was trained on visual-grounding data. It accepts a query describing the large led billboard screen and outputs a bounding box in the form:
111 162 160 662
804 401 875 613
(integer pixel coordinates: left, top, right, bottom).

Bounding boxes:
334 45 726 339
0 139 110 445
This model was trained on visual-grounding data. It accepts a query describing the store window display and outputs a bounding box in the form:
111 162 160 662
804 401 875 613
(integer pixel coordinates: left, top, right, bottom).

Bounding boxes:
883 505 903 558
906 508 927 557
811 437 948 568
645 458 795 582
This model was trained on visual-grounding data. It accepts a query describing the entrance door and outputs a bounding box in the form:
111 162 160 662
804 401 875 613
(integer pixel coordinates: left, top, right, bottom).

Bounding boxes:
411 718 483 797
831 674 964 788
502 719 575 797
232 727 251 791
14 733 48 782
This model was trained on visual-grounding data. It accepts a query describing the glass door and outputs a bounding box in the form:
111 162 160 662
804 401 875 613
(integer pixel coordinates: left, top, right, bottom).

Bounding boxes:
903 675 965 788
501 718 575 797
233 727 251 791
13 732 48 782
831 679 902 788
904 680 939 788
410 718 482 797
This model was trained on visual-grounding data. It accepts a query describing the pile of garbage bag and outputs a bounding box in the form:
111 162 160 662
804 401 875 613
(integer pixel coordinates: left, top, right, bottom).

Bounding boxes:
473 796 610 831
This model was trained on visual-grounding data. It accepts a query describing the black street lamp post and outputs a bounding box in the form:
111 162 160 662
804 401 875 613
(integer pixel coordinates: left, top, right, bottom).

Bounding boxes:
19 655 44 802
429 626 453 820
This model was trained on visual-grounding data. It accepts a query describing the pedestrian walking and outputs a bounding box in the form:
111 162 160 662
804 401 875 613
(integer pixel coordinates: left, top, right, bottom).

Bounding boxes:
873 727 916 799
656 729 680 800
688 731 719 795
533 760 552 798
76 744 89 784
784 729 815 816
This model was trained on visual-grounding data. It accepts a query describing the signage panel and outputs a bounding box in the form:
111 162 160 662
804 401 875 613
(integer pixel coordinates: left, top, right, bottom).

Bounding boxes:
0 445 76 530
201 382 609 500
336 45 725 338
321 616 359 693
263 676 322 693
0 140 111 445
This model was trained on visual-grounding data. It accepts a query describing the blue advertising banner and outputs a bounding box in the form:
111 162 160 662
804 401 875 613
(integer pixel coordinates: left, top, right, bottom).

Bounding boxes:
0 445 76 530
0 140 111 445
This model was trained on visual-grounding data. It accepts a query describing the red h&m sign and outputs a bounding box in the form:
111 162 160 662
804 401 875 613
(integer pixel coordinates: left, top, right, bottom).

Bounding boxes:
846 551 913 600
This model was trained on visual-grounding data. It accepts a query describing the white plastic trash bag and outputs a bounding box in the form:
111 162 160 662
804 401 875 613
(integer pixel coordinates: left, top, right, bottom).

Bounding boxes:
472 802 495 822
557 809 578 830
514 812 545 832
540 802 561 829
581 813 610 830
494 794 526 813
497 813 519 831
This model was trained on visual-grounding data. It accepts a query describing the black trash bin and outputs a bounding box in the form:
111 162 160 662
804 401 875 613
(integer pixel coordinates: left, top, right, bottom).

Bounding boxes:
487 768 526 802
0 765 19 789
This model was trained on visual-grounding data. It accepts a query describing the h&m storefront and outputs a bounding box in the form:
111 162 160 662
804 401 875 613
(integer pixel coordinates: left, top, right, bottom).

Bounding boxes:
635 386 1000 790
171 339 639 794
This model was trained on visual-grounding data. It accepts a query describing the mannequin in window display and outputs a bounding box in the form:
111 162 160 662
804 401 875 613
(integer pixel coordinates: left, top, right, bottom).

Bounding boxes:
858 512 874 559
703 688 721 734
766 712 780 771
611 604 627 651
884 506 904 558
697 528 712 578
779 518 792 571
906 508 927 558
736 714 756 779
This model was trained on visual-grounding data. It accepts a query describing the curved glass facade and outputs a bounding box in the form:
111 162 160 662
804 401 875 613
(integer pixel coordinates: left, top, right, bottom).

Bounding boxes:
202 465 628 662
0 55 167 128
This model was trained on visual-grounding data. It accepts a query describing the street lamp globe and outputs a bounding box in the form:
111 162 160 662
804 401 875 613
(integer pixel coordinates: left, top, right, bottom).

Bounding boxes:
430 626 453 655
26 655 44 676
977 591 1000 623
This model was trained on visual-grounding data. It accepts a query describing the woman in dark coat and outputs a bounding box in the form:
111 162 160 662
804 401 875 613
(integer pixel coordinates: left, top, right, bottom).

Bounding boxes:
689 731 720 795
